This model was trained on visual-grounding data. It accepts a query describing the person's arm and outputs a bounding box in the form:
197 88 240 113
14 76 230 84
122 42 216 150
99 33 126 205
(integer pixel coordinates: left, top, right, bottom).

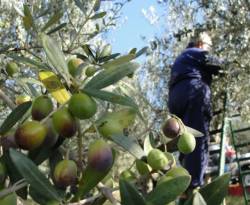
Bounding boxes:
204 53 224 75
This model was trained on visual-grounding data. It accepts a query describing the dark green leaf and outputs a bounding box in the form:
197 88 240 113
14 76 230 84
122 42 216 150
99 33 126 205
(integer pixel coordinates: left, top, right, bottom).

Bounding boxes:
119 179 146 205
81 44 96 60
0 101 32 135
82 88 138 110
7 54 49 70
145 175 191 205
90 12 107 20
110 135 145 159
84 62 139 89
40 33 70 85
135 47 148 58
98 53 120 63
47 23 67 35
29 188 59 205
93 0 101 11
102 54 135 69
9 149 62 202
3 152 28 199
42 12 63 32
199 173 230 205
129 48 137 54
76 53 89 61
23 4 36 31
74 150 116 201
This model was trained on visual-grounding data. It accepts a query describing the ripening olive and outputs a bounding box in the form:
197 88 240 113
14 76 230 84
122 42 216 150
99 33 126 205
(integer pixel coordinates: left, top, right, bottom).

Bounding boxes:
88 139 113 172
162 117 181 139
32 95 53 121
52 107 77 138
15 121 47 150
68 93 97 119
53 159 78 189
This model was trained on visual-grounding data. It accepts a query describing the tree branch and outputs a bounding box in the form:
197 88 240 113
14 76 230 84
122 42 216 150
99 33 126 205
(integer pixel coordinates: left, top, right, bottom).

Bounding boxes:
0 88 16 110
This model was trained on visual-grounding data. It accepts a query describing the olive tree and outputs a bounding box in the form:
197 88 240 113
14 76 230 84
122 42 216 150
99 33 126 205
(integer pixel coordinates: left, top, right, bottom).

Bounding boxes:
0 0 230 204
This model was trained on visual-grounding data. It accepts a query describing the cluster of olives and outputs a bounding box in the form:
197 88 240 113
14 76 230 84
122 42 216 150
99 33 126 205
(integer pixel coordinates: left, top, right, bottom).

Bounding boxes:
162 117 196 154
67 58 97 78
120 148 190 187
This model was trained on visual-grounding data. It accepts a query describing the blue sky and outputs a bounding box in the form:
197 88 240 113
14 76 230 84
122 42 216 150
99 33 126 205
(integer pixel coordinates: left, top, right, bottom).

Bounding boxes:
105 0 165 54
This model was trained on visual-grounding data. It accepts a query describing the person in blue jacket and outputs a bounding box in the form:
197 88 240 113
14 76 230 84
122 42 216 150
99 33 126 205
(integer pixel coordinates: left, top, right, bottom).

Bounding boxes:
168 32 222 190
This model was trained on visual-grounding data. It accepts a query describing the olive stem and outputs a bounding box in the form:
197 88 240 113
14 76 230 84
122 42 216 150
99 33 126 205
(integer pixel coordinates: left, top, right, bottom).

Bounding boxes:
76 120 84 170
69 187 119 205
90 118 101 138
97 183 120 205
41 101 68 125
0 179 27 198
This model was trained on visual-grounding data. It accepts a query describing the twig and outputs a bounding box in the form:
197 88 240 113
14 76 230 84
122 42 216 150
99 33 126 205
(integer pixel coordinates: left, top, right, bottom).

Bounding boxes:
69 186 119 205
97 183 120 205
0 88 16 110
76 120 84 170
0 179 27 198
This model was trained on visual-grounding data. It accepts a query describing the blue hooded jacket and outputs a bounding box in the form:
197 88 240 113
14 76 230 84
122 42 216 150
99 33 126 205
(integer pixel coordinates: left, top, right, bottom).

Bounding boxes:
169 47 221 88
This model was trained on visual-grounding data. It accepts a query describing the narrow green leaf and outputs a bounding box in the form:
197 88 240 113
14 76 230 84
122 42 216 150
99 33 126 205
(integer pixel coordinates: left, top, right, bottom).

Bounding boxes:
47 23 67 35
146 176 191 205
20 78 43 86
93 0 101 11
74 150 116 200
42 12 63 32
82 88 138 110
99 44 112 58
102 54 135 69
3 152 28 199
85 62 139 89
23 4 35 30
129 48 137 54
0 192 17 205
81 44 96 60
110 135 145 159
90 12 107 20
0 101 32 135
186 126 204 138
7 54 49 70
135 47 148 58
199 173 230 205
119 179 146 205
40 33 70 85
98 53 120 63
143 132 155 155
29 188 59 205
9 149 62 202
